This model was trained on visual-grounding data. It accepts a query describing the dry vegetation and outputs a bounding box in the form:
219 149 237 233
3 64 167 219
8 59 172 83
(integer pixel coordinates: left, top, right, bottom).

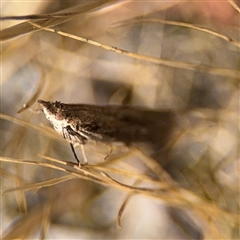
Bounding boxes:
1 1 239 239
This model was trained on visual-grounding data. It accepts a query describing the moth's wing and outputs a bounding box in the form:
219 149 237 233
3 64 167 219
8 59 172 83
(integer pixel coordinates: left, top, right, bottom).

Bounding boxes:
69 105 177 149
113 108 177 150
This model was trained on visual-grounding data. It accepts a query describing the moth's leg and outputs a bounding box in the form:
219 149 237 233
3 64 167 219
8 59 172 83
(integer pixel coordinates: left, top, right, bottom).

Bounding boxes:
103 145 113 161
65 125 87 143
65 125 88 167
70 142 81 167
80 144 88 165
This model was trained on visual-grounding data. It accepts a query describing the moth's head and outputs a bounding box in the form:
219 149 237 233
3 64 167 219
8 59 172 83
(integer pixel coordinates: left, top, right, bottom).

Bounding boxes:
38 100 66 120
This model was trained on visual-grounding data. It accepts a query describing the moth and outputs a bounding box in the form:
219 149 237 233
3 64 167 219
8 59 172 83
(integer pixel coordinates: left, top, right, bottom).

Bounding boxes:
38 100 176 166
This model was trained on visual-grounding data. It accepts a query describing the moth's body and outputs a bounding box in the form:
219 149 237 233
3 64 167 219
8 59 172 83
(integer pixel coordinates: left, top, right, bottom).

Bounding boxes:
38 100 176 165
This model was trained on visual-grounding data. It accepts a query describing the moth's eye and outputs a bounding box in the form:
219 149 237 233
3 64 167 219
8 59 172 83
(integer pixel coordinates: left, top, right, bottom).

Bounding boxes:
55 113 64 120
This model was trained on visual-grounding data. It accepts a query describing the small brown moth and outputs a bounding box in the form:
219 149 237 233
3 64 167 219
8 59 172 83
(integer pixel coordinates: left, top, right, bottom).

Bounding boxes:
38 100 176 166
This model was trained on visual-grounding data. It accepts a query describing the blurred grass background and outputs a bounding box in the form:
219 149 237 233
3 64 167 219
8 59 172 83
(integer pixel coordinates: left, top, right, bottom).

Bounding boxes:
1 1 239 239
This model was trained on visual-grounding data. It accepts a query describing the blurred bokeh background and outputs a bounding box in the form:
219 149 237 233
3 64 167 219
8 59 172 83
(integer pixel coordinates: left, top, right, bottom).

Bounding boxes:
1 1 239 239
